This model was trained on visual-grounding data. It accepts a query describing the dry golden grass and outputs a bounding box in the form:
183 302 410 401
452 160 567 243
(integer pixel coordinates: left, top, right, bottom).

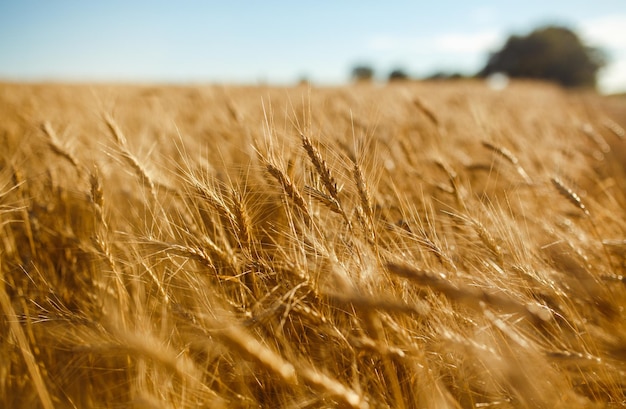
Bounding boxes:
1 80 626 408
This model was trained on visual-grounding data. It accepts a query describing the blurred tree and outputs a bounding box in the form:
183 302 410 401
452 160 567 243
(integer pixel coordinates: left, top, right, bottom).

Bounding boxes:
389 68 409 81
479 26 606 88
351 65 375 82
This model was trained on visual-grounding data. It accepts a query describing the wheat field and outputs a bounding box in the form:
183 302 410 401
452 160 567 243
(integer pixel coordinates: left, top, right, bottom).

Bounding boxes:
1 80 625 408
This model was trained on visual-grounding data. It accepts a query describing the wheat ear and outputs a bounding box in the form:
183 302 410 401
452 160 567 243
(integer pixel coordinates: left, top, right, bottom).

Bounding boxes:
602 118 625 140
581 124 611 153
550 178 589 216
41 121 81 172
387 263 551 322
413 98 439 127
89 164 106 227
482 141 532 184
265 161 312 223
215 317 368 409
301 133 339 200
231 188 251 251
353 162 373 220
551 177 616 276
104 114 157 201
304 185 342 214
350 160 378 245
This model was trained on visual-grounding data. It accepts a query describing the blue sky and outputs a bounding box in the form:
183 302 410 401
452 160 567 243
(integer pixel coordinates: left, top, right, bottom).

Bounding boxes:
1 1 625 93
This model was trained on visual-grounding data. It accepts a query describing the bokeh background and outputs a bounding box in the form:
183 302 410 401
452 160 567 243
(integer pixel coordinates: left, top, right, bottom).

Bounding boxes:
0 1 624 93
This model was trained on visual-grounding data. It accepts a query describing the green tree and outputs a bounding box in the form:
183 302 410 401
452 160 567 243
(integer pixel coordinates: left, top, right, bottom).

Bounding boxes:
479 26 606 88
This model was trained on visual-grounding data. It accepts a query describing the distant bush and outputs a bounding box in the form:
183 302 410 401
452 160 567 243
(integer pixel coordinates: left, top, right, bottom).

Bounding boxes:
351 65 375 82
425 71 466 81
389 69 409 81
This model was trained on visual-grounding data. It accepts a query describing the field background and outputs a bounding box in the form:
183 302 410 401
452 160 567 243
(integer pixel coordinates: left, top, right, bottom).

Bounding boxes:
1 80 626 408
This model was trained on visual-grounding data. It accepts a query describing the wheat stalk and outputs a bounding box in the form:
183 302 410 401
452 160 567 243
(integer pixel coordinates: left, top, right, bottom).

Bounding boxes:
434 159 465 205
0 281 54 409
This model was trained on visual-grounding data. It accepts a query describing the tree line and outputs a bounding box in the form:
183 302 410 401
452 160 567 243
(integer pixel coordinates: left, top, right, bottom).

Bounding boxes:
351 25 607 89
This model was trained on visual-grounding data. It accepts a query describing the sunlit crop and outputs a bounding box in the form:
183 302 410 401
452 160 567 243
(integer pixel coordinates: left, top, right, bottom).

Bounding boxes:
1 80 625 408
